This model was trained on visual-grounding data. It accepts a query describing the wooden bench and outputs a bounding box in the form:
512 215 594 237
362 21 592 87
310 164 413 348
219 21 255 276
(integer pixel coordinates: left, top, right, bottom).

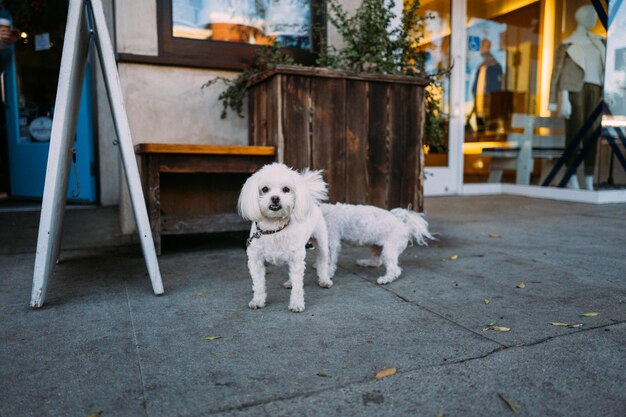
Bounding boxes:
481 113 565 185
134 144 276 254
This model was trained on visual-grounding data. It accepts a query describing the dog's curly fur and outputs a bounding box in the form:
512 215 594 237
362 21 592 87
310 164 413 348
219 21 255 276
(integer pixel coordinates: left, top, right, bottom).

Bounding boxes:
238 163 331 312
321 203 434 284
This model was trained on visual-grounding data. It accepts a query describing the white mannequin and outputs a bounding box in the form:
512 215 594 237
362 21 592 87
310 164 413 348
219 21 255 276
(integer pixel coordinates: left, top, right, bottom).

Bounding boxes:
549 6 604 190
553 6 603 119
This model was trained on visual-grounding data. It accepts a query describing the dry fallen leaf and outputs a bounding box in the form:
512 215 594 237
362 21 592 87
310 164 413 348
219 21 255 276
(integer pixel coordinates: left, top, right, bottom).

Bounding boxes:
483 320 498 332
489 233 501 238
498 393 520 414
483 298 490 305
549 322 583 328
580 312 599 317
449 255 459 260
204 336 223 341
374 367 397 380
516 282 525 289
491 326 511 332
483 321 511 332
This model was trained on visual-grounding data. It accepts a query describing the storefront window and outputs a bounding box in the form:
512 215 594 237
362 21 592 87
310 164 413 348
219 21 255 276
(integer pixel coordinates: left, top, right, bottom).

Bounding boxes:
604 0 626 118
418 0 451 167
172 0 312 49
156 0 319 70
463 0 608 189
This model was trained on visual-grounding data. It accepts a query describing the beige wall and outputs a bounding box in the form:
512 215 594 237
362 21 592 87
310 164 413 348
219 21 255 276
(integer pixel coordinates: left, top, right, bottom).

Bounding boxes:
115 0 158 55
118 64 248 145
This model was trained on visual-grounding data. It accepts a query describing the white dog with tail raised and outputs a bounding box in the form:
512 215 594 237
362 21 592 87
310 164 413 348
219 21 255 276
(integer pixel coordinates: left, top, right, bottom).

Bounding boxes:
238 163 332 312
321 203 434 284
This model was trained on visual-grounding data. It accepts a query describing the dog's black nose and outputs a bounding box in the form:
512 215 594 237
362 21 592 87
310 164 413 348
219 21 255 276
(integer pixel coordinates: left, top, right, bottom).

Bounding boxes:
271 196 280 205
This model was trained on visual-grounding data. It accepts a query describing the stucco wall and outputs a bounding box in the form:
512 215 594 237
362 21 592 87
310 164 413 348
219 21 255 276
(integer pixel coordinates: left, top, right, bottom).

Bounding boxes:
118 64 248 145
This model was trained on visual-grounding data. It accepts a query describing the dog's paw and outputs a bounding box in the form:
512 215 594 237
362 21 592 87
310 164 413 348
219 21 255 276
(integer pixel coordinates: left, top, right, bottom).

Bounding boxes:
288 301 305 312
282 280 292 289
318 279 333 288
376 276 396 285
248 298 266 309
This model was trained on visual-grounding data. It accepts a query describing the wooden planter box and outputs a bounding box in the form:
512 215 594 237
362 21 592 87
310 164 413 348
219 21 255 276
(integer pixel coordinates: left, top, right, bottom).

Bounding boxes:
248 65 428 211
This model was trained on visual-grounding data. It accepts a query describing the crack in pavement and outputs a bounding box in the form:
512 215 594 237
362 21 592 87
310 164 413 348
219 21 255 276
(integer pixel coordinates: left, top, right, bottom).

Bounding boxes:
180 320 624 417
126 281 150 417
347 267 508 348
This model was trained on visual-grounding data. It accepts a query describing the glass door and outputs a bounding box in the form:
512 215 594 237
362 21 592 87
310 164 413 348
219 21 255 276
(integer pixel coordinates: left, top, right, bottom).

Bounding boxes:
420 0 464 196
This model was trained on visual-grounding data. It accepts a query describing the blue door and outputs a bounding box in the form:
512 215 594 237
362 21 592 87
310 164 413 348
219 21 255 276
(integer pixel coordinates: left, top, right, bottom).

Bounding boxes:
2 0 96 203
4 54 96 202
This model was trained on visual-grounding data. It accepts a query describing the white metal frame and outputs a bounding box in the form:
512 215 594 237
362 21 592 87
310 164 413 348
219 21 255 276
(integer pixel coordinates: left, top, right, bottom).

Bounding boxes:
31 0 164 308
424 0 466 196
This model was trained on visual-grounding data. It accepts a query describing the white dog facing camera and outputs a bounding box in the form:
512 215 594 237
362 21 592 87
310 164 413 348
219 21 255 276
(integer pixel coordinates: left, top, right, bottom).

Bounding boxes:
237 163 332 312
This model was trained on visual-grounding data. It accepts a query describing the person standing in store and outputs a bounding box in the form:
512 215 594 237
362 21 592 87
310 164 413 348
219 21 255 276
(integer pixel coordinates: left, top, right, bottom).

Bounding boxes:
472 38 503 132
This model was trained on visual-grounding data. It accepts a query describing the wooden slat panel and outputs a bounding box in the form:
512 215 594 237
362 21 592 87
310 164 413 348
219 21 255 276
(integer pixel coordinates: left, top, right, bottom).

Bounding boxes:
388 82 407 208
146 154 162 253
265 76 280 150
249 82 269 146
248 69 426 212
408 85 425 212
367 82 391 207
310 77 347 203
159 173 249 217
345 80 370 205
156 154 274 174
249 64 429 88
282 74 312 169
135 143 275 156
161 213 250 235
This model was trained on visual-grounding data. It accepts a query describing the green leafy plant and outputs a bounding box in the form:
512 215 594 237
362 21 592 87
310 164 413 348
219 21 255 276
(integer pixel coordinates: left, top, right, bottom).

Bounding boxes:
208 0 448 150
203 42 294 119
319 0 447 151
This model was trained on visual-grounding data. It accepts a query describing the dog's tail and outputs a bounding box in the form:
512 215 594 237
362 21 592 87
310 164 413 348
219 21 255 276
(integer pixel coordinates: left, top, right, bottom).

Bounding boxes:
301 168 328 204
390 208 435 246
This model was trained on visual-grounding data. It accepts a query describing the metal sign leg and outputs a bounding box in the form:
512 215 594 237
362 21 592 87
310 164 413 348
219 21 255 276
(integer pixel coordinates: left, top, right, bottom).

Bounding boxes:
88 0 163 296
31 0 90 308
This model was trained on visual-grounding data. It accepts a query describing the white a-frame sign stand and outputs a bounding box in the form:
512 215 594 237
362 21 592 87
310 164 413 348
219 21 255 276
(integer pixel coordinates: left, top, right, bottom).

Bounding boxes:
31 0 164 307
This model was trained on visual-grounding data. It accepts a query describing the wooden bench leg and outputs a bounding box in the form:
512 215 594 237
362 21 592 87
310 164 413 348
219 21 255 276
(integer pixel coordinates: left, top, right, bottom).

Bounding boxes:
145 154 162 255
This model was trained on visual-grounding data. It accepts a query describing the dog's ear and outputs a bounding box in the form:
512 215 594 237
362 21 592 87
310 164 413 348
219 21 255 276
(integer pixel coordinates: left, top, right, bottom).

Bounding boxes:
238 175 262 221
293 173 313 223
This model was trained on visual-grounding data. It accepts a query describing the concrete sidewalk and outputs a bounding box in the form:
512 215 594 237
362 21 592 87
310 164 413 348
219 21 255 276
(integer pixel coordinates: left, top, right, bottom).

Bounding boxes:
1 195 625 417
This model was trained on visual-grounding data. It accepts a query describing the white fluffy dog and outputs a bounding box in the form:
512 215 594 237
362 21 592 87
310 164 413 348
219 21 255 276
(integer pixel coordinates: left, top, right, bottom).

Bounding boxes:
238 163 332 312
321 203 434 284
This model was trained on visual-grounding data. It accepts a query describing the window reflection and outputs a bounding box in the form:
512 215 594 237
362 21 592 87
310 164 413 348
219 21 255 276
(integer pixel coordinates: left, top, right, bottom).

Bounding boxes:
463 0 609 189
418 0 451 166
172 0 311 49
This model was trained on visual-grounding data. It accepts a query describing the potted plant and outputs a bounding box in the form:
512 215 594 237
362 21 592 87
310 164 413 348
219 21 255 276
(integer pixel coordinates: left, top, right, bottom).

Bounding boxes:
207 0 446 211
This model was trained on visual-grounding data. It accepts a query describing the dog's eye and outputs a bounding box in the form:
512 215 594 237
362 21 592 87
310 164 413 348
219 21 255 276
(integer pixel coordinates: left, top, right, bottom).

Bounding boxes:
282 187 290 193
261 186 269 193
